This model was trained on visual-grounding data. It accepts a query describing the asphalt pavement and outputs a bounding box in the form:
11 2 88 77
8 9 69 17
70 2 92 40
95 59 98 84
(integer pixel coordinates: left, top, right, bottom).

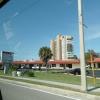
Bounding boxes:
88 70 100 77
0 80 79 100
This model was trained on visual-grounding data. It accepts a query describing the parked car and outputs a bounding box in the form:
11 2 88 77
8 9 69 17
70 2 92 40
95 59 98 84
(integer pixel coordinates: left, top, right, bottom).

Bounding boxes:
16 67 30 74
64 68 89 75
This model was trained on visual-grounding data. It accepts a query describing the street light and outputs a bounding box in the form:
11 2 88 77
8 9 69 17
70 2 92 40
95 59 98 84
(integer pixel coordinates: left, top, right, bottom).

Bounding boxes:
78 0 87 91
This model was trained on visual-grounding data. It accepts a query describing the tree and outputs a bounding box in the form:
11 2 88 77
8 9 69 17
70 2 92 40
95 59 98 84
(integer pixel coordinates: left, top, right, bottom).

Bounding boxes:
39 46 53 71
85 49 98 64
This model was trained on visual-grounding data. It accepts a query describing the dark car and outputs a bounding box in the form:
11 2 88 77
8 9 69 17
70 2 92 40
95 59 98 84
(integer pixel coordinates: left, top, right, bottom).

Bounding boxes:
70 68 81 75
65 68 89 75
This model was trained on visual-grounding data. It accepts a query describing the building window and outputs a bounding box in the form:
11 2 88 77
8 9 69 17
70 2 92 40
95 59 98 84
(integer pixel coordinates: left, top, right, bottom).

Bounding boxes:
67 44 73 52
66 64 72 68
52 64 56 67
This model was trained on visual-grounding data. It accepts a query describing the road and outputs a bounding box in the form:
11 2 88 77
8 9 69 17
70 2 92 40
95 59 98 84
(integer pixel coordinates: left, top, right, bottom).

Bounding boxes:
0 81 78 100
88 70 100 77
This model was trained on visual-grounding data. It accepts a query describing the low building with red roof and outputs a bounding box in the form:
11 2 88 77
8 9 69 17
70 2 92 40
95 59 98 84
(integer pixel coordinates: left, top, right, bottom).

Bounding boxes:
0 59 80 69
0 58 100 69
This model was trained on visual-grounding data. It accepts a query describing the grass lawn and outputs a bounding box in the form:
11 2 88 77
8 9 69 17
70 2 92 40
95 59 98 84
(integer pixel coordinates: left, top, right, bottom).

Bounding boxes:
0 70 100 87
34 71 81 85
0 70 4 75
34 71 100 86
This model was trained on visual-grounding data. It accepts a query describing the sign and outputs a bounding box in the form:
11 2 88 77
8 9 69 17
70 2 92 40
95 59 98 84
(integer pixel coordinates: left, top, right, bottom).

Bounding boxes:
1 51 14 63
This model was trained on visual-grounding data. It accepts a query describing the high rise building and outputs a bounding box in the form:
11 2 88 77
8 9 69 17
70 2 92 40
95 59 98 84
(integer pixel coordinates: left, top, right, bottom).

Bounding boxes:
56 33 62 60
50 33 74 60
50 39 56 60
62 36 73 60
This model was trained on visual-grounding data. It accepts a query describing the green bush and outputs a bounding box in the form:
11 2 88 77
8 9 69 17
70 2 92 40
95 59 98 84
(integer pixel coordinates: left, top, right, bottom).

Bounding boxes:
27 71 35 77
0 70 3 75
7 65 17 75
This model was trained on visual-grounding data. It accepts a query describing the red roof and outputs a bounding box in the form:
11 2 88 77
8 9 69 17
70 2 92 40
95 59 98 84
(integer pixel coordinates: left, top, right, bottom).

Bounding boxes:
94 58 100 63
13 60 80 65
48 59 80 64
13 60 43 64
0 59 80 65
0 58 100 65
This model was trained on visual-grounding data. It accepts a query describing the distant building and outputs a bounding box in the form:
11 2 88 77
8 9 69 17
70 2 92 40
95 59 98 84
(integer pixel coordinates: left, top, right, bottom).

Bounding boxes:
50 33 74 60
50 39 56 60
0 59 80 69
62 35 73 60
56 33 62 60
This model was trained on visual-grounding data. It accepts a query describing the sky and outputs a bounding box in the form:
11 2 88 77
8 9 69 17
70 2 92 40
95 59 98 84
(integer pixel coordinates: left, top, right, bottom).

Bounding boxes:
0 0 100 60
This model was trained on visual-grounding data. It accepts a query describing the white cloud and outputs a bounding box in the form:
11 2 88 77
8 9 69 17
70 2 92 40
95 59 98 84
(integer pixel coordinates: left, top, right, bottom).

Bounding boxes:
14 42 21 52
85 25 100 41
12 12 19 18
86 32 100 40
2 12 19 41
3 21 14 40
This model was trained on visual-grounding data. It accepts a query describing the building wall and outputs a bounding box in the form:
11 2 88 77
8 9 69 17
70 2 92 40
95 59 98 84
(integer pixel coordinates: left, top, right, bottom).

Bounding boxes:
56 33 62 60
50 63 80 69
50 40 56 60
95 63 100 68
62 36 73 60
50 33 74 60
66 36 74 59
62 36 66 60
72 64 80 68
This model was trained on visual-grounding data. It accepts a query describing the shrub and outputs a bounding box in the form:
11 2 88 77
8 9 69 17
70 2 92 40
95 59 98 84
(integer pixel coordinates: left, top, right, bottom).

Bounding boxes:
27 71 35 77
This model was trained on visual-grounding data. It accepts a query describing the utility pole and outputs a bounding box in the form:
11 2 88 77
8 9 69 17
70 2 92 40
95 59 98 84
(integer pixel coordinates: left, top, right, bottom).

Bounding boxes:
78 0 87 91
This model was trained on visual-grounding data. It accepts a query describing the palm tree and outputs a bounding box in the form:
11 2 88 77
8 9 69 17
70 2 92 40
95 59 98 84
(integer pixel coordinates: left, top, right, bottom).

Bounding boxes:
85 49 98 65
39 46 53 71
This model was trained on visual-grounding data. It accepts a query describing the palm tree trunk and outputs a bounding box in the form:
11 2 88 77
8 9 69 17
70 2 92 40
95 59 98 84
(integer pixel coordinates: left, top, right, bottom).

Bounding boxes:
46 62 49 72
